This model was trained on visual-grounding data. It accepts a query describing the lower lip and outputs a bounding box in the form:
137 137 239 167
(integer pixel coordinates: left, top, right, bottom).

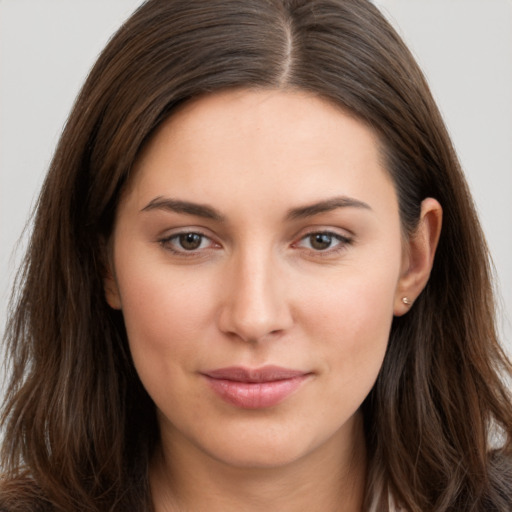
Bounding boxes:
204 375 309 409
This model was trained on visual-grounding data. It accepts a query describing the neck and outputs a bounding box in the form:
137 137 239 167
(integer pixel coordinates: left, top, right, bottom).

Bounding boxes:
150 412 367 512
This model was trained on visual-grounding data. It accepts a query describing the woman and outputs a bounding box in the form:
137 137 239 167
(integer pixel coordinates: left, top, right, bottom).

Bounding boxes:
1 0 511 510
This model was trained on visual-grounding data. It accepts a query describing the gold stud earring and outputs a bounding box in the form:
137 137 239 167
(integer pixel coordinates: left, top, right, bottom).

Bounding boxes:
402 297 412 306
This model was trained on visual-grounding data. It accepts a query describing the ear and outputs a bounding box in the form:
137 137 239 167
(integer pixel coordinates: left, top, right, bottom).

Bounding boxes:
104 270 122 310
101 242 122 310
394 198 442 316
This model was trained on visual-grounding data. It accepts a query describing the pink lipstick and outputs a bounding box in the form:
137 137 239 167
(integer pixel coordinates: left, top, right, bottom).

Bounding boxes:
202 366 310 409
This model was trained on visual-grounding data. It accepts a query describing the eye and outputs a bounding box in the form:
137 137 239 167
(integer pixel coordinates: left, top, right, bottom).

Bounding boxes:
159 231 218 254
295 231 351 252
177 233 204 250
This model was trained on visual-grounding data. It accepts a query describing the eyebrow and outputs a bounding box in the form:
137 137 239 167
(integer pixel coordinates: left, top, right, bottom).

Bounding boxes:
285 196 372 220
141 195 371 222
141 197 225 221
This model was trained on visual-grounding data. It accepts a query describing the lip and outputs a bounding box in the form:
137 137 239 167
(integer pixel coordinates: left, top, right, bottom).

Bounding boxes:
202 366 311 409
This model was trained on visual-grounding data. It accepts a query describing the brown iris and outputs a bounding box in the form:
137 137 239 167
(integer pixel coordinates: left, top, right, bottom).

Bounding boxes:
309 233 334 250
179 233 203 250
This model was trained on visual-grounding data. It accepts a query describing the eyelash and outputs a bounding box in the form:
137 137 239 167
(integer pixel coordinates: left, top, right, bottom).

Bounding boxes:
292 230 352 256
158 230 352 257
159 230 218 256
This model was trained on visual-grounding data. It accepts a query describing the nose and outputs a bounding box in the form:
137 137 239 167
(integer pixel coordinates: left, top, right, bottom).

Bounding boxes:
217 249 293 343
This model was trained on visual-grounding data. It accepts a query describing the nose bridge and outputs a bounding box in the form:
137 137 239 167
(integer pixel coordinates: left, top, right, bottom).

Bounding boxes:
219 241 291 342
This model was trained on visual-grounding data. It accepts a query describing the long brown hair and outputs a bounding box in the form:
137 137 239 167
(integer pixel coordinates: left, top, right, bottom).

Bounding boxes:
1 0 511 510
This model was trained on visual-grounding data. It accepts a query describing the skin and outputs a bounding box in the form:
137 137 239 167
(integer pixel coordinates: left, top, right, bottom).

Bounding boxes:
105 89 442 511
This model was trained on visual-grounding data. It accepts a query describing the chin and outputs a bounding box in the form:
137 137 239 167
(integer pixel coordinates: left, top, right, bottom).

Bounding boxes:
208 442 313 470
191 414 355 471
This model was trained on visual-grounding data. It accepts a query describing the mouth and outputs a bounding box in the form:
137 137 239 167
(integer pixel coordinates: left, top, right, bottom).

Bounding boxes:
201 366 312 409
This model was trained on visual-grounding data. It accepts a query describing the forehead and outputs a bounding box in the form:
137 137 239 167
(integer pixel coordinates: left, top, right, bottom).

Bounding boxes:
139 88 380 165
124 88 397 219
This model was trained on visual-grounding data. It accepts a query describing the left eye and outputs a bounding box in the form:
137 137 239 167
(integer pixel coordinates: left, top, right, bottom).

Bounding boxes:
160 232 214 252
296 232 349 251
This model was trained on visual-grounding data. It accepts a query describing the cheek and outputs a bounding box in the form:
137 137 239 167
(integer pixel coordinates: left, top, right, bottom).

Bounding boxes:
303 259 397 336
115 263 216 385
301 261 398 393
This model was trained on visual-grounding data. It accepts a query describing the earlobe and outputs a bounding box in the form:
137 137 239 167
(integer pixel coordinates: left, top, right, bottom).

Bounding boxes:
394 197 443 316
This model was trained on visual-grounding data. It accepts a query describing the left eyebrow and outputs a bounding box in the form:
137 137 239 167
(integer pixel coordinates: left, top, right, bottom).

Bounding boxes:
286 196 372 220
140 196 225 222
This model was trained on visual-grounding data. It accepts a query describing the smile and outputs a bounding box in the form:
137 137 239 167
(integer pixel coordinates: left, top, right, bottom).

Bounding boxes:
202 366 311 409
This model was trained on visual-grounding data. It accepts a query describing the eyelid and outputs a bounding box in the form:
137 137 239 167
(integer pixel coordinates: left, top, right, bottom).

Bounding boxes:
291 228 353 255
158 228 221 256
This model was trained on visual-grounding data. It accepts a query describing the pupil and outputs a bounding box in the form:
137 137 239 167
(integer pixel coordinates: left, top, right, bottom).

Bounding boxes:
179 233 202 250
311 233 332 250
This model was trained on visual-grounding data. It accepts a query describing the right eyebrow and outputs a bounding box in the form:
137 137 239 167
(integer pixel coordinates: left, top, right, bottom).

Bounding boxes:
140 196 225 222
285 196 372 221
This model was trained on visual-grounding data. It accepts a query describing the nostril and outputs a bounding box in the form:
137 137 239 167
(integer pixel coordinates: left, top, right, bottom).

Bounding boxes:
217 300 292 343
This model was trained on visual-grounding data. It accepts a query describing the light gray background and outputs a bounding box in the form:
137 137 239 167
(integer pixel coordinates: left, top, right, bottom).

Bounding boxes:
1 0 511 383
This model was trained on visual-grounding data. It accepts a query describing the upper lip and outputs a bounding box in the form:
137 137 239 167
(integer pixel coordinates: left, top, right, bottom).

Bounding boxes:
202 365 309 383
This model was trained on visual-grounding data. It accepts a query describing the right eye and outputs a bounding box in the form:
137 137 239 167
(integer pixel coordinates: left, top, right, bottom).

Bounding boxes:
293 231 352 254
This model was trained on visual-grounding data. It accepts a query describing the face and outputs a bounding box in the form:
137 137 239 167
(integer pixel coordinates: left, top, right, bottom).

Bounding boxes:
106 89 409 470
